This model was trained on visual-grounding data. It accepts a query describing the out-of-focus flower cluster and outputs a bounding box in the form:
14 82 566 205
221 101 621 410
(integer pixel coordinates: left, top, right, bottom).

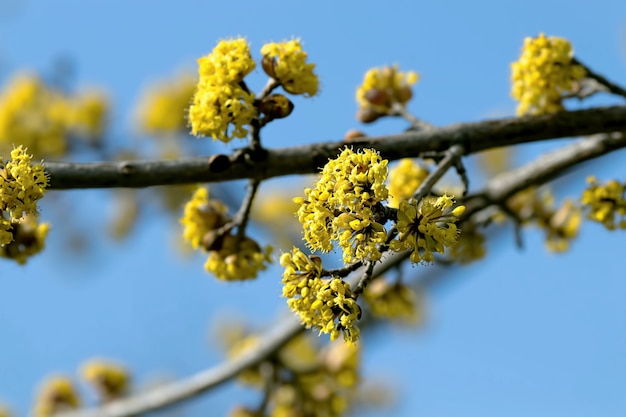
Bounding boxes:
32 359 130 416
180 187 271 280
0 73 108 158
356 65 419 123
281 248 361 344
505 187 581 252
363 279 422 323
0 146 49 263
188 38 318 142
223 325 361 417
387 158 429 208
135 73 197 135
511 33 585 115
580 176 626 230
81 359 129 402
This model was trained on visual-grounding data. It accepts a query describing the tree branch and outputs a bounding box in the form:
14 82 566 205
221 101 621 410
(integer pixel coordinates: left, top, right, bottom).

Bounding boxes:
45 105 626 189
56 131 626 417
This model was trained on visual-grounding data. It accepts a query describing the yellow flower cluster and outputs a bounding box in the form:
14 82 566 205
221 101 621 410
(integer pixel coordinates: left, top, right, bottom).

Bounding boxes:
0 215 50 264
511 33 586 115
0 147 49 262
363 279 421 323
261 39 319 97
580 177 626 230
188 39 257 142
81 359 129 401
390 196 465 264
180 187 271 280
506 187 581 252
32 376 80 417
281 248 361 343
0 405 10 417
356 65 419 122
225 329 360 417
294 148 389 264
273 342 359 417
204 233 272 281
448 224 486 264
0 73 108 157
136 73 197 135
387 158 429 208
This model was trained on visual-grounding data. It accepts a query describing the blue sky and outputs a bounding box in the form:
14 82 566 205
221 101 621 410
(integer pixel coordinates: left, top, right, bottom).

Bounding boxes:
1 1 626 416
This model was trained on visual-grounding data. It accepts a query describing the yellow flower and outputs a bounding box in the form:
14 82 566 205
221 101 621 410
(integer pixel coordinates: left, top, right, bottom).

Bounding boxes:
511 33 586 115
204 233 272 281
580 176 626 230
544 199 581 252
388 158 429 208
67 90 109 141
295 148 390 263
390 196 464 264
280 248 361 343
32 376 80 417
0 74 70 157
81 359 129 401
261 39 319 97
356 65 419 117
135 73 196 135
180 187 228 250
449 224 486 264
0 215 50 264
363 279 421 323
189 38 257 142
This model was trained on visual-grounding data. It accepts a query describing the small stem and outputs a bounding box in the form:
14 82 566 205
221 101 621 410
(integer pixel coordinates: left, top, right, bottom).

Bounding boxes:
390 103 436 130
413 145 465 203
573 57 626 100
322 261 363 278
257 78 281 100
352 261 376 296
235 179 261 241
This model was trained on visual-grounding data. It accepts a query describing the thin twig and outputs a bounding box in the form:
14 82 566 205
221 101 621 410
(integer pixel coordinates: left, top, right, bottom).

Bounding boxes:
55 131 626 417
390 103 436 131
352 261 376 296
573 58 626 99
43 105 626 189
235 179 261 240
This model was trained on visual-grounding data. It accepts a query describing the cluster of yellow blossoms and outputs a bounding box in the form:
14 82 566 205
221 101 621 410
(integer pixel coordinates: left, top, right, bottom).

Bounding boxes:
135 73 197 135
32 359 130 416
33 377 80 417
391 196 465 264
363 279 421 323
0 146 49 263
188 38 318 142
356 65 419 122
295 148 390 264
188 39 257 142
580 177 626 230
226 328 360 417
0 73 108 157
506 187 581 252
511 33 586 115
387 158 429 208
281 248 361 343
180 187 271 280
261 40 319 97
81 359 129 402
288 148 465 342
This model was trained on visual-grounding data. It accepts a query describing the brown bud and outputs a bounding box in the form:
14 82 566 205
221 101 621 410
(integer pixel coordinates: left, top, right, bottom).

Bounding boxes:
208 154 231 173
261 55 277 79
356 107 384 123
343 129 366 141
202 230 225 251
364 88 390 106
258 94 294 120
